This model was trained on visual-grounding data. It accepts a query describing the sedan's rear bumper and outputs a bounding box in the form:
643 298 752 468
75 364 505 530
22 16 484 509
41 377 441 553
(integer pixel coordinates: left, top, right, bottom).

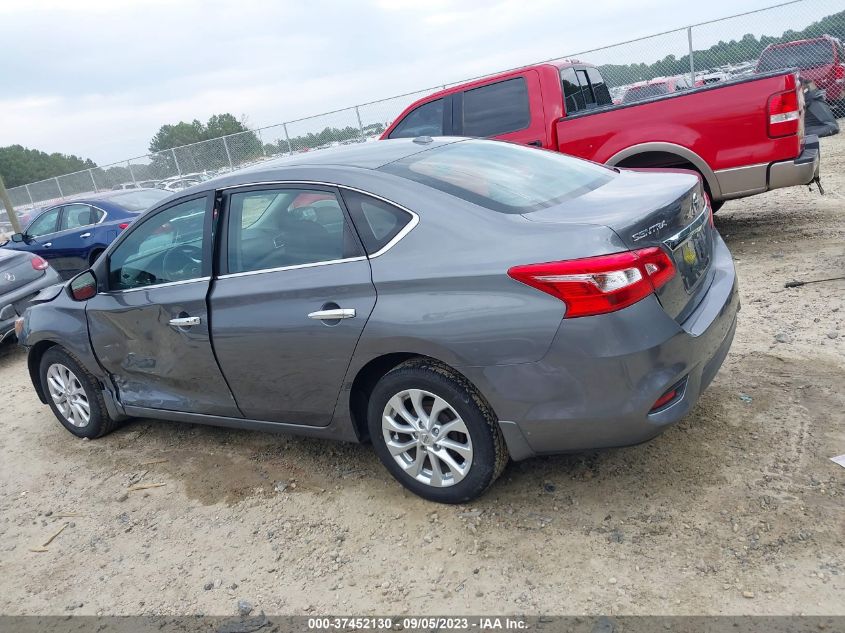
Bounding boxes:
0 268 63 341
465 234 739 459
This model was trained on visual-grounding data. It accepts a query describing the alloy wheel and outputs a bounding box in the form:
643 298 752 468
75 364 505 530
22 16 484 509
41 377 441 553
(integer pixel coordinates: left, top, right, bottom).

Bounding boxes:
46 363 91 428
381 388 473 487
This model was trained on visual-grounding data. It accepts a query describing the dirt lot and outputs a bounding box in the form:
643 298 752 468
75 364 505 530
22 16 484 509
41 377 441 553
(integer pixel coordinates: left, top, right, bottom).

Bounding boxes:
0 136 843 618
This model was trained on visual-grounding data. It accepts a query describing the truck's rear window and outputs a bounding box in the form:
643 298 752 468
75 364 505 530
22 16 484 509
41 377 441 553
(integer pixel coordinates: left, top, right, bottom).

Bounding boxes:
758 41 834 71
380 140 614 214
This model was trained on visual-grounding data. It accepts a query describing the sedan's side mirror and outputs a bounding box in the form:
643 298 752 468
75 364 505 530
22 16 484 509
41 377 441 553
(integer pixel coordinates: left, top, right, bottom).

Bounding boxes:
10 233 24 243
69 270 97 301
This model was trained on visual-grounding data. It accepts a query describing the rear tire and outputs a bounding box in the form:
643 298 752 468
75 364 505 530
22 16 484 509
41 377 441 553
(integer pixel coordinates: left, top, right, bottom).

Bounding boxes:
40 347 118 439
367 359 508 503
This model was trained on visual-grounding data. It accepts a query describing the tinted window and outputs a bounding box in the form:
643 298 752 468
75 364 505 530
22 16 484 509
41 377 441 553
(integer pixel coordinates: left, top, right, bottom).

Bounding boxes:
108 197 206 290
27 208 60 237
227 189 360 273
389 99 444 139
462 78 530 137
60 204 103 230
576 70 596 107
110 189 170 212
587 68 613 106
381 140 614 214
758 41 835 71
561 67 586 112
341 190 413 254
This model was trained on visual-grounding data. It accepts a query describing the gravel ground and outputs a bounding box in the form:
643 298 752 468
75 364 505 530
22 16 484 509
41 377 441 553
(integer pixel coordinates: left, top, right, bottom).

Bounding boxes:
0 134 843 617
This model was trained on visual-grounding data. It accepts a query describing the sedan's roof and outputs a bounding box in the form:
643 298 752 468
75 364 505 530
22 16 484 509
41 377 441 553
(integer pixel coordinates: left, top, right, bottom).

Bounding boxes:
240 137 463 172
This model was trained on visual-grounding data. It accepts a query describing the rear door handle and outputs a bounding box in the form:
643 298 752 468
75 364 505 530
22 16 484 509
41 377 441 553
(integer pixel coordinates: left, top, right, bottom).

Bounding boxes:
43 242 52 248
169 316 201 328
308 308 356 320
80 232 91 238
527 140 543 147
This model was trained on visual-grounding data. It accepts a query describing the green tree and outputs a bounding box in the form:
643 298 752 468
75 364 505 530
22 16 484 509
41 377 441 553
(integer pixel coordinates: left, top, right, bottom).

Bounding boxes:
0 145 96 189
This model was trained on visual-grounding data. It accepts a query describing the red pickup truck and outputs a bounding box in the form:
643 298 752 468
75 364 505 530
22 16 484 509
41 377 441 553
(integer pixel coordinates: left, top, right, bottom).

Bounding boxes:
382 61 820 209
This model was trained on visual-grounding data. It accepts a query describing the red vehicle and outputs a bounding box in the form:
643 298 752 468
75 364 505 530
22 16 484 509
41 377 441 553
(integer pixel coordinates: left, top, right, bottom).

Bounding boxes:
382 61 820 209
622 75 694 103
757 35 845 105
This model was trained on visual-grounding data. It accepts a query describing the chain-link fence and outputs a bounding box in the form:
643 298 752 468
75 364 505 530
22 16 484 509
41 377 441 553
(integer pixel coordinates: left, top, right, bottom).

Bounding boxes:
2 0 843 228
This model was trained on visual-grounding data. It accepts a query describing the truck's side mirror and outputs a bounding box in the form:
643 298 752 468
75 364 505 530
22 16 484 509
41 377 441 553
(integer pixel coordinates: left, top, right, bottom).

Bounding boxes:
69 270 98 301
11 233 24 243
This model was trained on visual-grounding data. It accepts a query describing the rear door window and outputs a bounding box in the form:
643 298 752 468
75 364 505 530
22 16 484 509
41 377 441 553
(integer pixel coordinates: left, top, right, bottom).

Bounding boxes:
225 188 362 273
60 204 103 231
461 77 530 137
388 99 445 139
562 66 612 112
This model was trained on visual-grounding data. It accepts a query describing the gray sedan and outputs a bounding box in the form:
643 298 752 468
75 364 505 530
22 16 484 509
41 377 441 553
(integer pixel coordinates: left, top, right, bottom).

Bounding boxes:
17 138 739 503
0 249 62 343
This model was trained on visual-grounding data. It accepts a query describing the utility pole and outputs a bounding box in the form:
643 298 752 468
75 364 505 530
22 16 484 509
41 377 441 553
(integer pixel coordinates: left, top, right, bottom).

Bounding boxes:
0 174 23 235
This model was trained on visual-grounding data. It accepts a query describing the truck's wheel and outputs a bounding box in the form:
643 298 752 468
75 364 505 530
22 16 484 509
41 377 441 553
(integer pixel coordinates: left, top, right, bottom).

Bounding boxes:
368 358 509 503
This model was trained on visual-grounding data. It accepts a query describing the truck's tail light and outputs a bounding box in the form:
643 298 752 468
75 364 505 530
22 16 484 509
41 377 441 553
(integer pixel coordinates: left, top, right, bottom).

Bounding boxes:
835 65 845 83
508 247 676 318
30 256 49 271
768 89 800 137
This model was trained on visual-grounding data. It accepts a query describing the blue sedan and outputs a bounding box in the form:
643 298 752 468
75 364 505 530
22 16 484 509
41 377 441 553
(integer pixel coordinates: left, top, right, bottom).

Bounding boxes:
2 189 169 279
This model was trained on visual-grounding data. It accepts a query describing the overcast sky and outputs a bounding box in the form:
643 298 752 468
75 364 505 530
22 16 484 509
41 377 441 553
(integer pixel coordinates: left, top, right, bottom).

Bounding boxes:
0 0 835 165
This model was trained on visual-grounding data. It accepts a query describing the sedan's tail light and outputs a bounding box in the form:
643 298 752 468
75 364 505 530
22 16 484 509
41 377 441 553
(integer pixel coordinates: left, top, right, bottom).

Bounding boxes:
508 247 676 318
30 255 49 271
768 88 800 137
118 222 130 230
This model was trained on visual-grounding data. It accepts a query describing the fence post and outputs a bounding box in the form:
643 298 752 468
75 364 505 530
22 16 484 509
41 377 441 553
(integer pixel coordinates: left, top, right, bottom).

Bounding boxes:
283 123 293 155
127 161 137 186
355 106 365 139
223 136 234 170
88 168 98 193
687 26 695 86
257 129 267 156
24 184 34 206
55 177 64 198
171 149 182 177
0 174 23 234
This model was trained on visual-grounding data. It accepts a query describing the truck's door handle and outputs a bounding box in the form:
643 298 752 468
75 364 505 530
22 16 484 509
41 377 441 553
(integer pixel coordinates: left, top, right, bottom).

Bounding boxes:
80 232 91 238
169 316 201 328
308 308 356 320
527 140 543 147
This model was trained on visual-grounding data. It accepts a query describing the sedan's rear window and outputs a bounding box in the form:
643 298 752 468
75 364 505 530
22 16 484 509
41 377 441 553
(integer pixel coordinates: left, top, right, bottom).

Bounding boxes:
379 140 614 214
110 189 170 212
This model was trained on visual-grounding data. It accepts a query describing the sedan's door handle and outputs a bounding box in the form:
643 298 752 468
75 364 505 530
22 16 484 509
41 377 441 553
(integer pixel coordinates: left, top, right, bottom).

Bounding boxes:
169 316 201 328
43 242 52 248
80 232 91 238
308 308 356 320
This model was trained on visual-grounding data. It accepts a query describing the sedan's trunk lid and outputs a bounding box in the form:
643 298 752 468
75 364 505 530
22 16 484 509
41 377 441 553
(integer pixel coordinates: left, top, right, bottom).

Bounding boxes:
522 169 716 322
0 250 44 295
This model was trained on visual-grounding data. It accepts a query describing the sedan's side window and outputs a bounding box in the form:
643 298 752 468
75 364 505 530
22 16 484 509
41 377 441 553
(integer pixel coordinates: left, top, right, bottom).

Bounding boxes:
26 208 60 237
60 204 103 231
226 189 361 274
107 197 206 291
340 190 413 255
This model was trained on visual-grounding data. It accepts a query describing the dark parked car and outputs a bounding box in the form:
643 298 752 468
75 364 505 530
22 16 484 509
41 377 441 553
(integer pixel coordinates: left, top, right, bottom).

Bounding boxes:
17 138 739 503
1 250 61 343
2 189 170 279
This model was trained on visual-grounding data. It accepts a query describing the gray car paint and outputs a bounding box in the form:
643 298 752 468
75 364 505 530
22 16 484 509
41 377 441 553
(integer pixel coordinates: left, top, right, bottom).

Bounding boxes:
19 137 739 460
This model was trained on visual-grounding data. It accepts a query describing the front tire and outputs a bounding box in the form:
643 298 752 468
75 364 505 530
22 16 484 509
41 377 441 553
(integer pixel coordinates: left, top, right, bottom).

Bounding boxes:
40 347 117 439
367 359 508 503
